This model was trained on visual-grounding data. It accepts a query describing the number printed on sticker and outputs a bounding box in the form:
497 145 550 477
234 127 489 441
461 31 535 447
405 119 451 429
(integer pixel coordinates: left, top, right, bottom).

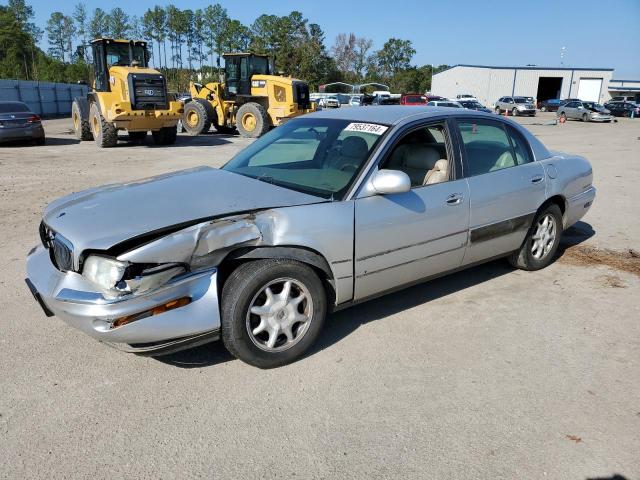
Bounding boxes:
344 123 388 135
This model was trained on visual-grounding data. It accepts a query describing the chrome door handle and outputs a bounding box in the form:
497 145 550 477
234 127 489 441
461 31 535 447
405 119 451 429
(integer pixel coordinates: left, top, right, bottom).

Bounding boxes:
531 175 544 184
446 193 463 205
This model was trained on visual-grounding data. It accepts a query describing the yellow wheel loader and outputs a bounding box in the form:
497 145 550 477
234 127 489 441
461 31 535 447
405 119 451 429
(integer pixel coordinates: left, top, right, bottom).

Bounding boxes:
72 38 184 148
182 53 315 138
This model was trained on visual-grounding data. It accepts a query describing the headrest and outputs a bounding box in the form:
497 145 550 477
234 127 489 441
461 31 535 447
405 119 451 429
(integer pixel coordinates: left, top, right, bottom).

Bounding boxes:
341 136 369 158
433 159 448 173
403 146 440 170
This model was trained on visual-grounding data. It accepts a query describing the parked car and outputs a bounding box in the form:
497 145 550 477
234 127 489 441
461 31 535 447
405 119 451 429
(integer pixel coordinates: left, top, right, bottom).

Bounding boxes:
604 101 640 118
349 95 363 106
400 93 428 105
321 96 340 108
427 100 462 108
0 101 45 145
458 100 493 113
456 94 478 102
557 101 613 122
26 106 595 368
372 94 399 105
425 95 447 102
538 99 562 112
495 96 536 116
609 95 639 104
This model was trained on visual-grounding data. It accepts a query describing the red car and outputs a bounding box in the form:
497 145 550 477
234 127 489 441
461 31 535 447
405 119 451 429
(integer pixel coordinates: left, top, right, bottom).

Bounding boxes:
400 94 427 105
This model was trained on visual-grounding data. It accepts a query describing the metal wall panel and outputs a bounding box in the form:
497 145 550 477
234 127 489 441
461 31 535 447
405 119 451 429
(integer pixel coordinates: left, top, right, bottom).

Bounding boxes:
433 66 615 106
0 80 88 117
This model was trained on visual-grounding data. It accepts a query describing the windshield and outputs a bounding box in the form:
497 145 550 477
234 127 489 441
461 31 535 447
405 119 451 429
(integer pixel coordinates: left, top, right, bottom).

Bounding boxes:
514 98 528 104
105 43 147 67
222 118 387 199
0 102 29 113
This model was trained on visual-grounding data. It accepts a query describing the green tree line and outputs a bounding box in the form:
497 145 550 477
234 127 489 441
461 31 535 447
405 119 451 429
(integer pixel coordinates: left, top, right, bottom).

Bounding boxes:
1 0 449 93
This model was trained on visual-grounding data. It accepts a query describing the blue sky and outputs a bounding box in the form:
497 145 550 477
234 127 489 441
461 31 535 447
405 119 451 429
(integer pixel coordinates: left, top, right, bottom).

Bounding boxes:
20 0 640 78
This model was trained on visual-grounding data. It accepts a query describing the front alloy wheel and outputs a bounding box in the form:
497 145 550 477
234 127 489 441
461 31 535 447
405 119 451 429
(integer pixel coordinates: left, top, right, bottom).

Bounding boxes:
221 258 326 368
246 278 313 352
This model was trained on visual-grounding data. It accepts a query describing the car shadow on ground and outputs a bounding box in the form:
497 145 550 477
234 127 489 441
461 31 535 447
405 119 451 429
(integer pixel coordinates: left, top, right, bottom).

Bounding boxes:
1 137 79 147
114 133 235 148
156 221 596 369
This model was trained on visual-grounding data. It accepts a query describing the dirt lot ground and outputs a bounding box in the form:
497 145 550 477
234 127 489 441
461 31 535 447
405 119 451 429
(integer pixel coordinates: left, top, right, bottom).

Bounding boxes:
1 113 639 479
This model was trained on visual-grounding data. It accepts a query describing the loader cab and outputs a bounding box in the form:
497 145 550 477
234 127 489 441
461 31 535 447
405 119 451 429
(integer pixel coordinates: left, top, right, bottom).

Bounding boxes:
91 38 150 92
223 53 271 97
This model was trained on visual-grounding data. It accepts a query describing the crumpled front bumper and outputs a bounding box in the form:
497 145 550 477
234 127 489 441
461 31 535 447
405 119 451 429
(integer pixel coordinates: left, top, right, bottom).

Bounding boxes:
25 245 221 355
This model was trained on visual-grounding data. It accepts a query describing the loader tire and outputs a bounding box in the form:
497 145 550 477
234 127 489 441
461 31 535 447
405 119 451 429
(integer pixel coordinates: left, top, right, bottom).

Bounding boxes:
152 126 178 145
236 102 270 138
89 103 117 148
182 100 212 135
72 99 92 141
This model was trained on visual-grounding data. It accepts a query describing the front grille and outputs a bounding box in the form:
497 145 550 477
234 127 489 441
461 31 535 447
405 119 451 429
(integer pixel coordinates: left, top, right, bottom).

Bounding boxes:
293 81 311 109
40 222 74 272
128 73 168 110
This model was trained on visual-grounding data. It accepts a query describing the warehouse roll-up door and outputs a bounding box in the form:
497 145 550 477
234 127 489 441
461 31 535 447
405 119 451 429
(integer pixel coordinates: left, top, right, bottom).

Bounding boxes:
577 78 602 102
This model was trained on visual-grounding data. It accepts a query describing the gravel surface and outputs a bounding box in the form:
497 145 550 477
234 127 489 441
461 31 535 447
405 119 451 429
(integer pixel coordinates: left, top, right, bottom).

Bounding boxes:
1 114 638 479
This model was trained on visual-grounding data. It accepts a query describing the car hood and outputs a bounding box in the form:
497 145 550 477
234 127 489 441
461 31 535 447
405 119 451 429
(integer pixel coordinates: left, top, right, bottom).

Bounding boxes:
43 167 324 254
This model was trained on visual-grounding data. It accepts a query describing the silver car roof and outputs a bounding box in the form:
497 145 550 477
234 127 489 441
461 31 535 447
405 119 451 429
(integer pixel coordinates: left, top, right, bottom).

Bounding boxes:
308 105 500 125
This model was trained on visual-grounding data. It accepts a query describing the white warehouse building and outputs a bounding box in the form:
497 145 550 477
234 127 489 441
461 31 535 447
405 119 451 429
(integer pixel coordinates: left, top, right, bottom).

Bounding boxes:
431 64 615 106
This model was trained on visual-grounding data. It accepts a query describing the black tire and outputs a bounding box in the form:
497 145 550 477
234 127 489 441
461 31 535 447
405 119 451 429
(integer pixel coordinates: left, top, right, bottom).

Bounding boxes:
541 106 547 112
495 106 501 114
151 126 178 145
512 107 518 117
34 136 45 146
221 259 327 368
89 102 117 148
582 113 588 122
236 102 270 138
128 131 147 143
182 100 211 135
72 99 92 141
508 203 563 271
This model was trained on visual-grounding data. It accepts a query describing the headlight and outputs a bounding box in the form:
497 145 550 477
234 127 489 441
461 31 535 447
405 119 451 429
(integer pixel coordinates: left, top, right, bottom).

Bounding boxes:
82 255 128 292
82 255 185 298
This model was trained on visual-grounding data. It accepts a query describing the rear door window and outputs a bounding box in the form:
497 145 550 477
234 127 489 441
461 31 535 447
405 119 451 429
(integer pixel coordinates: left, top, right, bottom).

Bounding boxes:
457 120 517 176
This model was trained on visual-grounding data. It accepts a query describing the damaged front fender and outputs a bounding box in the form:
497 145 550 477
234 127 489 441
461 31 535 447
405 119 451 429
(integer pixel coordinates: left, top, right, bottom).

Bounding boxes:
117 214 263 266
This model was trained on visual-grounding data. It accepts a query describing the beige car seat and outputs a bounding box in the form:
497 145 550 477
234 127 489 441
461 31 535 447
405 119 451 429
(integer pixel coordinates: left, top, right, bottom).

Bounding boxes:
388 145 441 186
424 159 449 185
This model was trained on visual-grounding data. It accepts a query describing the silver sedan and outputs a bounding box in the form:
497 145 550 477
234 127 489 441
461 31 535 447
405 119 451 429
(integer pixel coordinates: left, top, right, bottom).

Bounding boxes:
557 101 613 122
26 107 595 367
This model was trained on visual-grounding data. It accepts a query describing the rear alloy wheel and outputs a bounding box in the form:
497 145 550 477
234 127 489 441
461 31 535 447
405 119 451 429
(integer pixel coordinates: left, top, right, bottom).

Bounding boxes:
495 106 501 114
221 259 326 368
582 113 589 122
182 100 212 135
72 100 92 141
89 102 117 148
151 126 178 145
508 203 563 271
236 102 270 138
541 106 547 112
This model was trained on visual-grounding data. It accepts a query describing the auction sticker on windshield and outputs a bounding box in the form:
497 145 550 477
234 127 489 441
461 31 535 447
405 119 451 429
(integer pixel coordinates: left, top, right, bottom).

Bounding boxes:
344 123 388 135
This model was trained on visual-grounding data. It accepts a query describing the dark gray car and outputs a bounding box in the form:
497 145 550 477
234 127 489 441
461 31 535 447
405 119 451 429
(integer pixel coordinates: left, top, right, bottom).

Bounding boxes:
0 101 45 145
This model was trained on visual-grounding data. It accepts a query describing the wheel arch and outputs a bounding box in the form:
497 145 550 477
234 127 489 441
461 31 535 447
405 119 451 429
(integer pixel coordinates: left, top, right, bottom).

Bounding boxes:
217 245 336 304
540 194 567 226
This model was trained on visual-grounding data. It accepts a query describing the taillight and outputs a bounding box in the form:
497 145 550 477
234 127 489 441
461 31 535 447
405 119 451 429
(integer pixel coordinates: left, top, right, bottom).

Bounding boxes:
27 115 41 124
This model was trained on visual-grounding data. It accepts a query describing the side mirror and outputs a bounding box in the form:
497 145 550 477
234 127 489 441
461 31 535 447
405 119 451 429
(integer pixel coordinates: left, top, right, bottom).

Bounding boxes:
371 169 411 195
